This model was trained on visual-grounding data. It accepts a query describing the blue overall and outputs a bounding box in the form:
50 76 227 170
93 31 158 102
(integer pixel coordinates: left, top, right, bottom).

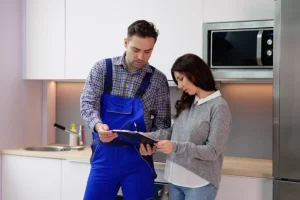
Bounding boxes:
83 59 156 200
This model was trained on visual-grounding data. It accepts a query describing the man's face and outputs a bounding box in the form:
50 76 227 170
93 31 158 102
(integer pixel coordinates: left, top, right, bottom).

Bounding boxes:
124 35 155 71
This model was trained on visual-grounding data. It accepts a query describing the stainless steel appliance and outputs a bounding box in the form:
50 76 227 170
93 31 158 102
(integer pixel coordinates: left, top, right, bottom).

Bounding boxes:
116 182 168 200
116 152 169 199
273 0 300 199
205 22 273 69
203 20 274 80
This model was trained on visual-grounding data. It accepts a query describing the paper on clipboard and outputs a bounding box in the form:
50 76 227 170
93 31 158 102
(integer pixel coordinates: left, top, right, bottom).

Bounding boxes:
112 129 157 145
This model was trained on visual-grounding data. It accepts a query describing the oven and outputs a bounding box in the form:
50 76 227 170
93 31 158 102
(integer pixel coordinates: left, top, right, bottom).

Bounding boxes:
153 182 169 199
116 152 169 199
116 182 169 200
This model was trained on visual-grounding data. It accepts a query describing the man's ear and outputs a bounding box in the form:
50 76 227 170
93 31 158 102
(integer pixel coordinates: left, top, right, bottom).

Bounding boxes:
124 38 128 48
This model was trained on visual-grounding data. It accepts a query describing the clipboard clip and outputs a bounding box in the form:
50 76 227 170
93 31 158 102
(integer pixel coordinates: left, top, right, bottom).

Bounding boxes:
134 122 139 132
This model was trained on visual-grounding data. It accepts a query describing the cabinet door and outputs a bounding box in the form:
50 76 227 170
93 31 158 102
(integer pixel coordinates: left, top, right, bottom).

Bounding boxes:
66 0 203 80
217 175 272 200
2 155 62 200
0 155 2 200
61 160 91 200
203 0 274 23
24 0 65 79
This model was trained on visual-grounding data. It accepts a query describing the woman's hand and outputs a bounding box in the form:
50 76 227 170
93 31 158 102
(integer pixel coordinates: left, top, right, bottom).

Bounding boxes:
156 140 173 154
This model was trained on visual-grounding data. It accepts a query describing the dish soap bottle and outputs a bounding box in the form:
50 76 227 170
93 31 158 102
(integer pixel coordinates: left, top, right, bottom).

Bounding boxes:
69 123 78 146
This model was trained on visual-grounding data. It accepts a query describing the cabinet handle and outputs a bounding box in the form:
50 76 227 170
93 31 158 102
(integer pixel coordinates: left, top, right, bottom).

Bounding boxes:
256 30 263 66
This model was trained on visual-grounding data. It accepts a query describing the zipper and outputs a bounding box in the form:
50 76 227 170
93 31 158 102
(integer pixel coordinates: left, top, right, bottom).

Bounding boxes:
90 143 100 164
133 146 154 174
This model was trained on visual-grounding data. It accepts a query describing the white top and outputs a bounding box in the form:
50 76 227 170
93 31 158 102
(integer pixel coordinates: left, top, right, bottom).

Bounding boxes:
164 90 221 188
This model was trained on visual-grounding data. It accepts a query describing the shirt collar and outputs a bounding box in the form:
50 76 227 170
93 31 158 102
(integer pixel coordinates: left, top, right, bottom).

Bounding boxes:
113 52 153 74
194 90 221 105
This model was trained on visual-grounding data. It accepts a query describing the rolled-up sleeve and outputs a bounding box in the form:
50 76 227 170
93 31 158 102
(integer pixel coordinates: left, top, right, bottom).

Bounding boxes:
80 60 105 131
151 77 171 131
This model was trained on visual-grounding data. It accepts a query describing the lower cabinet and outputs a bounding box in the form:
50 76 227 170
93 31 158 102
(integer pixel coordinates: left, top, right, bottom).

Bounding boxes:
1 155 272 200
217 175 273 200
1 155 91 200
0 154 2 200
2 155 62 200
61 160 90 200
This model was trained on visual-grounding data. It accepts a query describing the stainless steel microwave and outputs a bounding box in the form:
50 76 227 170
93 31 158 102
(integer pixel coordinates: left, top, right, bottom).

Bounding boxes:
203 21 274 69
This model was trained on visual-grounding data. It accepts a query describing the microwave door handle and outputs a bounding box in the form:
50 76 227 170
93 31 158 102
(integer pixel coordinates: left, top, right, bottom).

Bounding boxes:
256 30 263 66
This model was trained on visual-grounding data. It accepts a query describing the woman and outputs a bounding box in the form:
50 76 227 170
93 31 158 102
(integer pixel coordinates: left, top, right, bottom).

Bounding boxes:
141 53 232 200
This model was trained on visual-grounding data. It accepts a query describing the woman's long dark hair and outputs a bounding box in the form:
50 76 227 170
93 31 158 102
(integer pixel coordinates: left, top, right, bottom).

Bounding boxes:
171 54 217 118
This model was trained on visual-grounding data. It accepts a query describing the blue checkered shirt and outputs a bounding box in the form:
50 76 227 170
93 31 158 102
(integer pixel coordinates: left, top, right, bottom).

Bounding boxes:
80 53 171 132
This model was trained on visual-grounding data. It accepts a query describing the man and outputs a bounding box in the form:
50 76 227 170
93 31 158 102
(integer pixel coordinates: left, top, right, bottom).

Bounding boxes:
80 20 171 200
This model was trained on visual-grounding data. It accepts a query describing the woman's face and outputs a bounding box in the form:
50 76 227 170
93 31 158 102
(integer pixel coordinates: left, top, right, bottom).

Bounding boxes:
174 71 197 96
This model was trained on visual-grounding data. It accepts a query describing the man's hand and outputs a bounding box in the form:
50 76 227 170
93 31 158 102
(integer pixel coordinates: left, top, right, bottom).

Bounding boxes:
155 140 173 154
139 132 157 155
95 123 117 143
140 143 157 156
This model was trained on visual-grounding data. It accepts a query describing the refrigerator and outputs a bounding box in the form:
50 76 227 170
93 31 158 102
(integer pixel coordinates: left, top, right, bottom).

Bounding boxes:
273 0 300 199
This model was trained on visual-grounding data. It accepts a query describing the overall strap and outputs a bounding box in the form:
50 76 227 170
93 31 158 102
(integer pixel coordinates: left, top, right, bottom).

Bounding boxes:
103 58 113 94
135 66 156 99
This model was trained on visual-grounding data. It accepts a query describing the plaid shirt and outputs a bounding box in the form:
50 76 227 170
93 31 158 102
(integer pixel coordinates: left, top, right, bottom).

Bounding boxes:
80 53 171 132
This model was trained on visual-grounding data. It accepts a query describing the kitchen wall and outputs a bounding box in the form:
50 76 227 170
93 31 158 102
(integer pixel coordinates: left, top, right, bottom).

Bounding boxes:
55 83 182 146
0 1 44 198
0 154 1 200
0 0 43 148
56 82 272 160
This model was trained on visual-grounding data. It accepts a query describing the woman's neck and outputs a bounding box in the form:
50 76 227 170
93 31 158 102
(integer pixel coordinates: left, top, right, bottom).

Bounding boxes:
196 89 215 99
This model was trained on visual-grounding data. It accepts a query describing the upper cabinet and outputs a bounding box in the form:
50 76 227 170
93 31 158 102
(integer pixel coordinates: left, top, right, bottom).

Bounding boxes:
203 0 275 23
24 0 275 80
65 0 203 80
24 0 65 79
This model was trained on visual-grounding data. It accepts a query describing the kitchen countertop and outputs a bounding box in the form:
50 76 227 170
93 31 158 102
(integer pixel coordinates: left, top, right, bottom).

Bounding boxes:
0 145 272 179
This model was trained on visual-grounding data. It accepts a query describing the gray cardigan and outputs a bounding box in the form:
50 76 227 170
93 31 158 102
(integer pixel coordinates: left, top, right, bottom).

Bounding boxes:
150 96 232 189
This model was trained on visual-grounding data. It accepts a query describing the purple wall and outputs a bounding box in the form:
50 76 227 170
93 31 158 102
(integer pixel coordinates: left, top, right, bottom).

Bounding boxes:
0 0 44 197
0 0 43 148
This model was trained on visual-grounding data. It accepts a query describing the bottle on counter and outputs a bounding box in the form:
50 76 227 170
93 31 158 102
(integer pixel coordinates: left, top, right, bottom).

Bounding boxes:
69 123 78 146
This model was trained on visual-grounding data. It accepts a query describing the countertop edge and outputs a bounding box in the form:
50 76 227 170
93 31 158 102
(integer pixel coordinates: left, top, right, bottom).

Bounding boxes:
0 148 273 179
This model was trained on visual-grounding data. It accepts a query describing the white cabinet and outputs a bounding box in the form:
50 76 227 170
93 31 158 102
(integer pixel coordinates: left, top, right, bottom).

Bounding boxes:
61 160 90 200
24 0 65 79
0 155 2 200
24 0 276 80
66 0 203 80
1 154 273 200
217 175 273 200
24 0 203 80
2 155 62 200
203 0 274 23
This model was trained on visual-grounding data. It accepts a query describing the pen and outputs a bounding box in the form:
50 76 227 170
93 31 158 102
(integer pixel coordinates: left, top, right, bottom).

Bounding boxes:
134 122 139 132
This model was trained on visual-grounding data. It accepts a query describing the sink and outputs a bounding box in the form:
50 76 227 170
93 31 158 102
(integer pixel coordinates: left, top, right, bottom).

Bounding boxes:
24 146 71 151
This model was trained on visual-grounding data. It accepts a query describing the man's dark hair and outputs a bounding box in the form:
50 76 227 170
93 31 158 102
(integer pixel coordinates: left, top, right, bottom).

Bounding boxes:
127 20 159 42
171 53 217 118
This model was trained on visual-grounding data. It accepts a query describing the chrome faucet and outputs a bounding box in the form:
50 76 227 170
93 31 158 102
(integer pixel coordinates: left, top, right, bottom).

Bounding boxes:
78 125 84 146
54 123 84 147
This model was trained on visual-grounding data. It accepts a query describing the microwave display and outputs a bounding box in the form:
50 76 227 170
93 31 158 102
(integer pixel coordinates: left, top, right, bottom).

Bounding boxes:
211 29 273 68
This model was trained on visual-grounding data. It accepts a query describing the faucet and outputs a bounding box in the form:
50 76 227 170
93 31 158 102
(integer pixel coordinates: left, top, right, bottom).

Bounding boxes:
54 123 84 147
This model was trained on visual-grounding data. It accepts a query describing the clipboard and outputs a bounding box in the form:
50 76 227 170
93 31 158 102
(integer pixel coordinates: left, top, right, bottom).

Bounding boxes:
112 130 157 145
